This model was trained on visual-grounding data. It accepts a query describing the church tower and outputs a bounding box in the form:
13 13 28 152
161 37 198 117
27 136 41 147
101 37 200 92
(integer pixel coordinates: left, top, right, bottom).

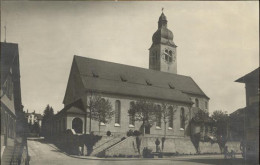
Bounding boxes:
149 11 177 74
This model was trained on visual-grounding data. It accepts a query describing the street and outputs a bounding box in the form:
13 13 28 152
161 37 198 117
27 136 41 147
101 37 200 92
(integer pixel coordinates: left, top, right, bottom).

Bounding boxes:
27 138 250 165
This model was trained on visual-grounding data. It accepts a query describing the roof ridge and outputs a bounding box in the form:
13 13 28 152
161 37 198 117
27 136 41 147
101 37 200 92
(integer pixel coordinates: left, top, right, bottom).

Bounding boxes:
73 55 192 78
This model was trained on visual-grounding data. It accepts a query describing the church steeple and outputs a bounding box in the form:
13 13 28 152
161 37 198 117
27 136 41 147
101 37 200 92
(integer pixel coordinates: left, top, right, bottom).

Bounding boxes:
158 12 167 28
149 11 177 74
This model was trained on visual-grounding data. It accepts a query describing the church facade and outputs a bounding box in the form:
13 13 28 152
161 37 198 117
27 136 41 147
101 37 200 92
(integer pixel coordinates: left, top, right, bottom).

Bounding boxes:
52 12 209 138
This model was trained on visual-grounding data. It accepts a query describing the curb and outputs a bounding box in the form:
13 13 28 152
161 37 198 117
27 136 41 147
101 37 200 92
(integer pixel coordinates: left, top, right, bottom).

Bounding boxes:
40 140 243 161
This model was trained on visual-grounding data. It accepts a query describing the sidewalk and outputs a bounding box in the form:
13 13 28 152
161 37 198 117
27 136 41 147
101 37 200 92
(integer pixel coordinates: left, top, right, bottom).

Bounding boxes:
44 140 243 161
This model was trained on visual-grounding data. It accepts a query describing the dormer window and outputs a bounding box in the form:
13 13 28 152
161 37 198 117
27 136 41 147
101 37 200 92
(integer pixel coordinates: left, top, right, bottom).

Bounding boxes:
168 82 175 89
120 75 127 82
92 70 99 78
145 79 152 86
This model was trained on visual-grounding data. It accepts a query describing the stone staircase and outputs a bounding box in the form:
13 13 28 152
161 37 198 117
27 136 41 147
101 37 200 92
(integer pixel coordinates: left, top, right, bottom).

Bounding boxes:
90 136 122 156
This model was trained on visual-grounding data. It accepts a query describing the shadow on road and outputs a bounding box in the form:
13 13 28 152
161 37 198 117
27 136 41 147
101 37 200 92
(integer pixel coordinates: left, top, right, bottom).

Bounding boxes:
175 158 254 165
27 137 48 143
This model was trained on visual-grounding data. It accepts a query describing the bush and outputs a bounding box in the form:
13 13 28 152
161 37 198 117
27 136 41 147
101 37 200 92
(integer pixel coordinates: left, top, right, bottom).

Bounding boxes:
133 130 141 136
106 131 111 136
126 129 134 137
143 147 153 158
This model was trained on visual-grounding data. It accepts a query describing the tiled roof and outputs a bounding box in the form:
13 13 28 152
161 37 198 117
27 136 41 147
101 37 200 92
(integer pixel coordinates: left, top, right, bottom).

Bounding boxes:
72 55 208 104
235 67 259 83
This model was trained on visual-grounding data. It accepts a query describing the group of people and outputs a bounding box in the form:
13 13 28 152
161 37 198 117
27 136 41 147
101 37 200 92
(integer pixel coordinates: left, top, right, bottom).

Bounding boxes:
223 139 245 159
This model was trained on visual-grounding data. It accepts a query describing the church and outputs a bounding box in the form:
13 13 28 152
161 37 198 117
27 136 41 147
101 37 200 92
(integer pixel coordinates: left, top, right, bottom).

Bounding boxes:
52 12 209 138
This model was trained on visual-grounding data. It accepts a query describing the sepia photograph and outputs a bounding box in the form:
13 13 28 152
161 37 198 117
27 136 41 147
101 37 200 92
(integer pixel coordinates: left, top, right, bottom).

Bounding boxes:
0 1 259 165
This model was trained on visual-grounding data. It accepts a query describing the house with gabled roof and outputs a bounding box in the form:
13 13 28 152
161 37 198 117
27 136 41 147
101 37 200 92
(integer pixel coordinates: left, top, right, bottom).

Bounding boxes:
52 12 209 138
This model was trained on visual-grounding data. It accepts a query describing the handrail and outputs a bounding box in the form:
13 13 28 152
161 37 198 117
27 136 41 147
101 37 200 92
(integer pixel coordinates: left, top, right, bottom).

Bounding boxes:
104 136 129 152
93 137 119 151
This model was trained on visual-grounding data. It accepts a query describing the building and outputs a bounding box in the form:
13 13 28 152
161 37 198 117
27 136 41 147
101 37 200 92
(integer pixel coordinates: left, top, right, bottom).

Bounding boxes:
25 110 43 127
52 12 209 138
235 67 259 161
1 42 28 164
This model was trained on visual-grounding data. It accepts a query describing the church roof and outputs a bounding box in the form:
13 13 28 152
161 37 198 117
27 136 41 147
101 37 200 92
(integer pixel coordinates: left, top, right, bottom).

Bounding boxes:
65 55 208 104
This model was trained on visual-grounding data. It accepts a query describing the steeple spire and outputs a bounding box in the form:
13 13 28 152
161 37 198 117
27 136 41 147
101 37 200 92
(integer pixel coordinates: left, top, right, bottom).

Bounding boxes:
158 10 167 29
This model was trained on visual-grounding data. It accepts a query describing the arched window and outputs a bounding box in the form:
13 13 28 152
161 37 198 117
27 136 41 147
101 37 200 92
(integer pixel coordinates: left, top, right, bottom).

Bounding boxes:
180 108 185 129
115 100 121 125
129 102 135 126
195 98 199 108
169 50 173 62
72 117 83 134
168 106 173 128
156 105 162 128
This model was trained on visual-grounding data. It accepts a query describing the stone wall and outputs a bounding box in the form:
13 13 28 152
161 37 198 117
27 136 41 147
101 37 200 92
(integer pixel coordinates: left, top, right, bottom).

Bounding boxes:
199 142 220 153
103 136 241 156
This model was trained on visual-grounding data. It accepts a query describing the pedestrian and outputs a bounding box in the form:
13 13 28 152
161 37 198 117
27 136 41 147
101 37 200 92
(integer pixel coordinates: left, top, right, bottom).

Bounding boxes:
223 146 228 159
240 139 245 158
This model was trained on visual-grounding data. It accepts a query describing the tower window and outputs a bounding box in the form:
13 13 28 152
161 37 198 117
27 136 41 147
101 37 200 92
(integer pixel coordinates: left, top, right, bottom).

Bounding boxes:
164 49 173 63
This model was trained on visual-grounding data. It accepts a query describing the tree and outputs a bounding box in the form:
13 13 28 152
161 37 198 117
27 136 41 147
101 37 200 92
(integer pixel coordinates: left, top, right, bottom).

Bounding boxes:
211 110 229 138
89 95 113 134
42 105 54 138
157 103 177 138
211 110 229 152
128 99 157 135
32 122 40 135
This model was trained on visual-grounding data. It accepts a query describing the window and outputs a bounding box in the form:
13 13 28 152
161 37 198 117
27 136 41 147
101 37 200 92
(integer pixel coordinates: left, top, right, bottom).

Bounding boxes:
180 108 185 129
205 101 208 109
129 102 135 126
156 105 162 128
169 50 173 62
164 49 173 63
168 106 173 128
115 100 121 125
195 99 199 108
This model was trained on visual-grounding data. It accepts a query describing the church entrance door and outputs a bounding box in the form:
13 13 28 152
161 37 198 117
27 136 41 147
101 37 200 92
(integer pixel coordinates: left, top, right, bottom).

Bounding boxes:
72 117 83 134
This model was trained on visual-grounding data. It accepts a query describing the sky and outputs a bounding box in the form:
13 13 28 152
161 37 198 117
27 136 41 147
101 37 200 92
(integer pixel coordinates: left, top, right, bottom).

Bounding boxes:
1 1 259 114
